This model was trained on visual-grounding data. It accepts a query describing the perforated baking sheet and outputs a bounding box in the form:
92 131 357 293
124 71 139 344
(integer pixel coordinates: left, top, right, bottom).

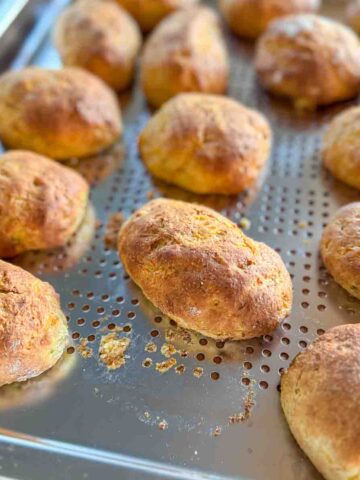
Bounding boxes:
0 1 359 479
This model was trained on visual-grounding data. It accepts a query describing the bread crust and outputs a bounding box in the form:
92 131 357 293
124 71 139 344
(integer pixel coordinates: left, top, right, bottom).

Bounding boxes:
0 260 69 386
219 0 320 39
54 0 141 91
0 150 89 257
320 203 360 300
140 7 229 108
322 107 360 189
118 199 292 340
0 67 122 159
116 0 199 32
139 93 271 195
281 324 360 480
255 14 360 108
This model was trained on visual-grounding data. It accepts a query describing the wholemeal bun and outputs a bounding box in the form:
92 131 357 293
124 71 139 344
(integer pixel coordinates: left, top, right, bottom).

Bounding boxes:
54 0 141 91
0 260 69 386
118 199 292 340
320 203 360 300
346 0 360 35
139 93 272 194
255 14 360 109
116 0 199 32
322 107 360 189
281 324 360 480
0 67 122 159
140 7 229 108
0 150 89 258
219 0 320 39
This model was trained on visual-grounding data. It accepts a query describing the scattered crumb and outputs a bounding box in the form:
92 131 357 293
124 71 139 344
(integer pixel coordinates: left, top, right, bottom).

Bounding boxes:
179 350 188 358
229 391 255 424
145 341 157 353
298 220 307 229
213 426 222 437
104 212 124 250
77 338 93 359
99 333 130 370
239 217 251 230
193 367 204 378
147 190 155 200
156 358 177 373
160 343 177 358
144 411 150 419
165 328 192 344
158 420 168 430
142 358 153 368
175 364 186 375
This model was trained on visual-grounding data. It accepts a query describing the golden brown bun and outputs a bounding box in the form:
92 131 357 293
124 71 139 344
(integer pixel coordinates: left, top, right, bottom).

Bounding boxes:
118 199 292 340
219 0 320 39
0 260 69 386
320 203 360 300
116 0 199 32
0 67 122 159
255 14 360 108
281 324 360 480
140 7 229 108
54 0 141 91
346 0 360 35
322 107 360 189
0 150 89 258
139 93 272 195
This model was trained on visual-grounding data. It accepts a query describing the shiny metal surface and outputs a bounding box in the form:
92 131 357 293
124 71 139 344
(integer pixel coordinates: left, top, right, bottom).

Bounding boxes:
0 1 359 479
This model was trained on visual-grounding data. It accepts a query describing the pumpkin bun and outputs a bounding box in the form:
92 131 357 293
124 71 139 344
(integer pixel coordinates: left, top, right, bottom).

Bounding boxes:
0 260 69 387
118 198 292 340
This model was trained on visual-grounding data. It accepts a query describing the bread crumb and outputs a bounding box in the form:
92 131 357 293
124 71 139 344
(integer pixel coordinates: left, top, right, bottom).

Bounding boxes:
213 426 222 437
158 420 168 430
77 338 93 359
298 220 307 229
142 358 153 368
104 212 124 250
165 328 192 344
156 358 177 373
145 341 157 353
193 367 204 378
99 333 130 370
229 391 255 424
144 411 150 418
175 364 186 375
239 218 251 230
160 343 177 358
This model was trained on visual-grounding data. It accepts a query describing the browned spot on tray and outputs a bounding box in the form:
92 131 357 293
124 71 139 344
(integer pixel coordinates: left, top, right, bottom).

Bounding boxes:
104 212 124 250
155 358 177 373
99 333 130 370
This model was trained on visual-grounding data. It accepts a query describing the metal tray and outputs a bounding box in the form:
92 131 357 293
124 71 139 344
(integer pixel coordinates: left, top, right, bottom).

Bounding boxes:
0 1 359 479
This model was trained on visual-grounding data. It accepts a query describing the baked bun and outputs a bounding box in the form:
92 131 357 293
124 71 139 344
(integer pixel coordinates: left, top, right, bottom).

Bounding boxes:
139 93 271 195
320 203 360 300
322 107 360 189
54 0 141 91
0 260 69 386
116 0 199 32
140 7 229 108
0 67 122 159
118 199 292 340
219 0 320 39
346 0 360 35
255 14 360 109
281 324 360 480
0 150 89 258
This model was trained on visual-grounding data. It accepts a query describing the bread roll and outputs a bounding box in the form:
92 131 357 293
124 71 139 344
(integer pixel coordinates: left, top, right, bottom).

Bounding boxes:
219 0 320 39
320 203 360 300
322 107 360 189
255 15 360 109
0 260 69 386
0 67 122 159
116 0 199 32
54 0 141 91
281 324 360 480
139 93 271 195
140 7 229 108
0 150 89 258
118 199 292 340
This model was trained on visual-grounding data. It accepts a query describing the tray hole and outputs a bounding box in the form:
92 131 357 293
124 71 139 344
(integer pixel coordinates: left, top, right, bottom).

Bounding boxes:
123 325 132 333
88 335 95 342
92 321 100 328
299 340 307 348
87 292 94 299
154 316 162 323
72 332 80 339
196 353 205 361
282 322 291 331
280 352 289 360
244 361 252 370
67 346 75 354
211 372 220 381
242 377 250 386
127 311 136 319
300 326 308 333
97 307 105 314
317 328 325 336
77 318 85 326
259 381 268 390
102 294 110 301
281 337 290 345
317 304 326 311
151 330 159 337
261 365 270 373
199 338 208 346
213 356 222 364
82 305 90 312
108 323 116 330
246 346 254 354
262 349 271 357
112 309 120 317
116 296 124 303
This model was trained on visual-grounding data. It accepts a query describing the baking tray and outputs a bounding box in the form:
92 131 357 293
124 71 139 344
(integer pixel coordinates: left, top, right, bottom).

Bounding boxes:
0 1 359 479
